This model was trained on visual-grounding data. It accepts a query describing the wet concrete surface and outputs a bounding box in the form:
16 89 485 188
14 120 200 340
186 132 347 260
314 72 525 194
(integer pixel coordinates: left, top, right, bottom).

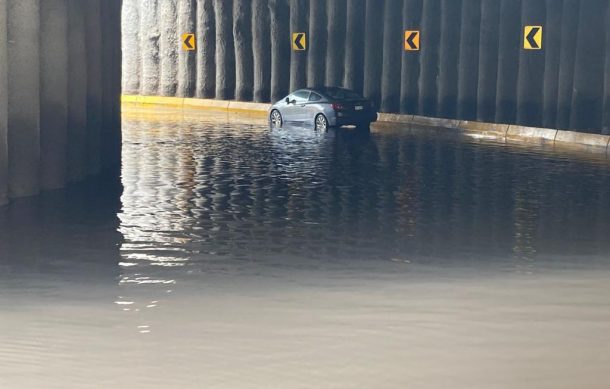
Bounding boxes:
1 108 610 388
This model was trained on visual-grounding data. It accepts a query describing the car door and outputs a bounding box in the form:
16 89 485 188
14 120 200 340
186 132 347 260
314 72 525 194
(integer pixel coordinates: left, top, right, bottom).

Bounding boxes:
304 92 324 123
291 90 311 122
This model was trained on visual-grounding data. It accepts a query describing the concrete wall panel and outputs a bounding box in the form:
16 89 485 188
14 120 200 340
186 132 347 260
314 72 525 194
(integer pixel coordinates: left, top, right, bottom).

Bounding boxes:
307 0 327 88
159 0 178 96
40 0 68 189
140 0 160 96
476 0 500 122
67 0 88 182
418 0 441 116
541 0 562 129
7 0 40 197
569 0 606 132
289 0 308 92
269 0 290 102
196 0 215 98
0 0 7 205
363 0 384 107
602 5 610 135
177 0 196 97
495 0 521 124
252 0 271 102
437 0 461 118
86 0 103 177
214 0 235 99
457 0 481 120
234 0 253 101
400 0 423 114
380 0 403 113
122 0 140 94
343 0 365 94
325 0 346 87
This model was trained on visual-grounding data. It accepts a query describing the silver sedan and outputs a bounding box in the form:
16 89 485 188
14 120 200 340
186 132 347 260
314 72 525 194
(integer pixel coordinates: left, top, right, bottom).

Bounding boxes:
269 87 378 131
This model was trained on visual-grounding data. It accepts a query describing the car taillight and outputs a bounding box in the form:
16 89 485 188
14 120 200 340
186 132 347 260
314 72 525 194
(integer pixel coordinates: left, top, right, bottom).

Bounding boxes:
331 103 345 111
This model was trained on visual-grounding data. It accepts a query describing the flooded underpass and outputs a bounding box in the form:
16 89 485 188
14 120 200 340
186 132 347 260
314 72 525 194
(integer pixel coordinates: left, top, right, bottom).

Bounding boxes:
1 107 610 388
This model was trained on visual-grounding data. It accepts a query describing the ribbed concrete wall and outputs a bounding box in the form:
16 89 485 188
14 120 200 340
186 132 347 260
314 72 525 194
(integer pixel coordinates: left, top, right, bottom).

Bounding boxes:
123 0 610 134
0 0 7 206
0 0 122 206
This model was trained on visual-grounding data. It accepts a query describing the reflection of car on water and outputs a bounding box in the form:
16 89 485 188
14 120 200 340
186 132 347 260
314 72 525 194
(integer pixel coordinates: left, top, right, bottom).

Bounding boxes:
269 87 378 131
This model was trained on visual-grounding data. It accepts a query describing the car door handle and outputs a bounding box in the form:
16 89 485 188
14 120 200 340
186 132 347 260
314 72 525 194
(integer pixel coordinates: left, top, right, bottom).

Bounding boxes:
299 104 306 107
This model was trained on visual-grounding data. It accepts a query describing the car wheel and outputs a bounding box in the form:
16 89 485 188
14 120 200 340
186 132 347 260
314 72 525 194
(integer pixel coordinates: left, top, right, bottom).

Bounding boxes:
270 110 283 128
315 114 328 131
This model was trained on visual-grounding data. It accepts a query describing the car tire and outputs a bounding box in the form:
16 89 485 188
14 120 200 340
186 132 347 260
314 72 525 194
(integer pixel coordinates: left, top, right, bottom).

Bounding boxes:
270 110 283 128
315 114 328 132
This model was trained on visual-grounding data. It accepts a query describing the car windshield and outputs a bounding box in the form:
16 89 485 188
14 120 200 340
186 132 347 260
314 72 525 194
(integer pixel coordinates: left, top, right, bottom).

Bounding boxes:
320 88 363 101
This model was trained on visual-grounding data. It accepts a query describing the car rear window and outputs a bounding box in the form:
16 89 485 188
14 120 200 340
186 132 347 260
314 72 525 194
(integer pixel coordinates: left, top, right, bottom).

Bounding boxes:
321 88 363 101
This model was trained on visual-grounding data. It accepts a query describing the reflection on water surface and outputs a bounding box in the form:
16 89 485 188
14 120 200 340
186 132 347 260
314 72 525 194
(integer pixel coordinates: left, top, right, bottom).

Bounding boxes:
1 108 610 388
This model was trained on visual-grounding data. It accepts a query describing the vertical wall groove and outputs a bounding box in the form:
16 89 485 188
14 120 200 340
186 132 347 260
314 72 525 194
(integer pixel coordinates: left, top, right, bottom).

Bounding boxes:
234 0 253 101
67 0 88 182
556 0 580 131
476 0 500 122
541 0 562 129
0 0 7 205
344 0 365 93
139 0 160 95
40 0 68 189
252 0 271 102
196 0 215 98
159 0 178 96
122 0 140 94
400 0 423 114
495 0 521 124
381 0 402 113
600 1 610 135
215 0 234 100
363 0 384 106
516 1 546 127
86 0 103 177
177 0 196 97
326 0 346 87
308 0 327 88
289 0 308 91
457 0 481 120
7 0 40 197
418 0 441 116
269 0 290 102
437 0 461 118
569 0 606 132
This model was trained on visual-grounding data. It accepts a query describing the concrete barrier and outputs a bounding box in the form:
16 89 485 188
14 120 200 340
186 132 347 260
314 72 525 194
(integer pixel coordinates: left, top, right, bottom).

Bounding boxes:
122 95 610 155
554 130 610 149
411 115 461 129
506 125 558 143
458 121 510 138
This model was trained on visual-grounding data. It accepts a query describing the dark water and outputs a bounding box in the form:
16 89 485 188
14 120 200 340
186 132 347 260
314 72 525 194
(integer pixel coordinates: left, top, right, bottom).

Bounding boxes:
1 108 610 388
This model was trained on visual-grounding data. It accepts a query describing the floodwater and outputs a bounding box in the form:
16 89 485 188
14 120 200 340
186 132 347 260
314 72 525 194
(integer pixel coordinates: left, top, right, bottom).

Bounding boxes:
1 107 610 388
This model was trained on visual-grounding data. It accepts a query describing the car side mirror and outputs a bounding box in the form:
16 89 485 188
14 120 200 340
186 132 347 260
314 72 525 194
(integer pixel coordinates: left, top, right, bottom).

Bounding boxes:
285 97 290 104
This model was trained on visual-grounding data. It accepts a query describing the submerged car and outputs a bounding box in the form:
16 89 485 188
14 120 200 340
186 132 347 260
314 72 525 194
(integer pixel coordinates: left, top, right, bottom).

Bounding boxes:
269 87 378 131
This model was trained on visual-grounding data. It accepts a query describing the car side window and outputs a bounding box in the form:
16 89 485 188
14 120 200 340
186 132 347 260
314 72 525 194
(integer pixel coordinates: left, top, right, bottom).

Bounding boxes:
308 93 322 102
293 90 311 103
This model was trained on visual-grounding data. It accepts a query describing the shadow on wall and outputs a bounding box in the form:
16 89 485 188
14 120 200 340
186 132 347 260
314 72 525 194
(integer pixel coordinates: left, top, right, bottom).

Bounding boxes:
122 0 610 134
